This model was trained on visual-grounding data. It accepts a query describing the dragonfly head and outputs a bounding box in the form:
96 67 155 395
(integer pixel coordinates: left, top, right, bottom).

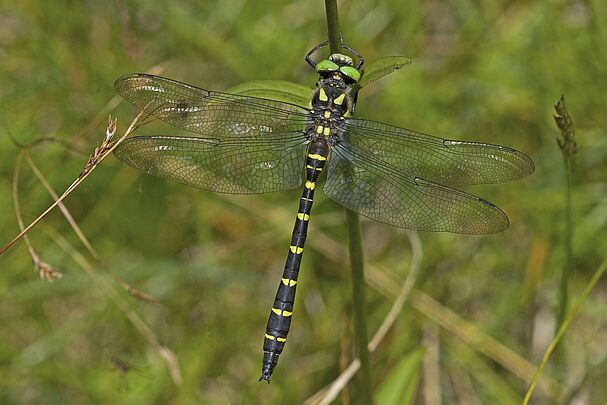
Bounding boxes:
316 53 361 84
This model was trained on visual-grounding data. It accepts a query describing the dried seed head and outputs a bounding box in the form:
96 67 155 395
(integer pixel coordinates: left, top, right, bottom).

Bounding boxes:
553 95 578 161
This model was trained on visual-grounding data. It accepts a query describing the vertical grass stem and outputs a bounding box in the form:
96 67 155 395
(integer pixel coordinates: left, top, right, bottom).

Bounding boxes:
323 0 373 402
553 96 578 370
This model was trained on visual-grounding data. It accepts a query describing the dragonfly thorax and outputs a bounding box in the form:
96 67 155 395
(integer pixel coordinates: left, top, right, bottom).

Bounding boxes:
311 78 353 117
307 82 350 144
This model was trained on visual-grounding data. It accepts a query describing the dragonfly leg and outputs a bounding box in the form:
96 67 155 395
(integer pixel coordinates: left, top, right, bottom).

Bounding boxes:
340 41 365 69
305 40 329 69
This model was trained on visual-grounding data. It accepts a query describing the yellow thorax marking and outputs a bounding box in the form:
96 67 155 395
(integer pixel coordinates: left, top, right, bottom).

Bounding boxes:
297 213 310 221
281 278 297 286
333 93 346 105
265 334 275 340
319 88 328 101
323 126 331 136
305 181 316 190
316 125 324 134
290 245 304 254
308 153 326 161
324 110 331 118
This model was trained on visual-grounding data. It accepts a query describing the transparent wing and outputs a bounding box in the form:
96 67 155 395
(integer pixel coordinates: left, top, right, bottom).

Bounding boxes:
114 73 311 134
324 145 509 234
113 74 312 193
343 118 534 185
114 135 308 194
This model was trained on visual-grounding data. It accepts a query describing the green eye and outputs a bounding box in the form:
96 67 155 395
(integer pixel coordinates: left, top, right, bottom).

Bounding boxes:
339 66 361 82
316 59 339 72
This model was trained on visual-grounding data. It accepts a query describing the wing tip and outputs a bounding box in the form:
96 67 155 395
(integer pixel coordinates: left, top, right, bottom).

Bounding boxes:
520 151 536 178
114 72 153 93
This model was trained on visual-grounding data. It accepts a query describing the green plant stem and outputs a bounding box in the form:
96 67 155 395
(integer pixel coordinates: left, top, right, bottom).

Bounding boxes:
555 157 574 375
323 0 373 402
345 209 373 403
558 159 573 325
324 0 341 54
557 160 573 326
554 95 577 371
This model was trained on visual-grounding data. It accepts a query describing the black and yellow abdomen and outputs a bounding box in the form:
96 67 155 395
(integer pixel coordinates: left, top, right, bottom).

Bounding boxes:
259 138 329 382
259 72 354 382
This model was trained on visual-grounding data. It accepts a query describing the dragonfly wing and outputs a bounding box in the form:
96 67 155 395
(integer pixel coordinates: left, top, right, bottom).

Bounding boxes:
114 134 308 194
114 74 312 193
323 145 509 234
114 73 311 135
343 118 534 185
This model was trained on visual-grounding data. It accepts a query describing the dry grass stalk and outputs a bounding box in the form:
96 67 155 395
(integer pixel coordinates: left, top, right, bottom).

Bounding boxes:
5 109 182 384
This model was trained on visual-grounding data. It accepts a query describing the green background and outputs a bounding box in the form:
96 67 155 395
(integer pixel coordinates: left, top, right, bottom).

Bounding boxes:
1 0 606 403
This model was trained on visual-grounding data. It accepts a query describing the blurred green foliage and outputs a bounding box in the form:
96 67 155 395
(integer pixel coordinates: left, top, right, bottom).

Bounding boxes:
1 0 606 403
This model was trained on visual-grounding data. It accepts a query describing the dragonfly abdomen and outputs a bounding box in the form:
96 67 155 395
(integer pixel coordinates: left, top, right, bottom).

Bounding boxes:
260 139 329 382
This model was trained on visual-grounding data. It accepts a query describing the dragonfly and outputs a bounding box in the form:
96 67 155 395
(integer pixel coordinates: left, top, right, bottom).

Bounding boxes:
112 41 534 382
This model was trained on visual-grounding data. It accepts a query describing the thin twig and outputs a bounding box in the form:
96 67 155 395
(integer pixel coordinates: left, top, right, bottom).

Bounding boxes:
12 152 63 281
422 322 441 405
369 231 422 351
523 258 607 404
1 111 146 256
23 150 158 303
25 152 98 258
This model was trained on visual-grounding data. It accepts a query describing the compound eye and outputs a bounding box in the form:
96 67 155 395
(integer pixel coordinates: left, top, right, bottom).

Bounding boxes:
316 59 339 73
339 66 361 82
